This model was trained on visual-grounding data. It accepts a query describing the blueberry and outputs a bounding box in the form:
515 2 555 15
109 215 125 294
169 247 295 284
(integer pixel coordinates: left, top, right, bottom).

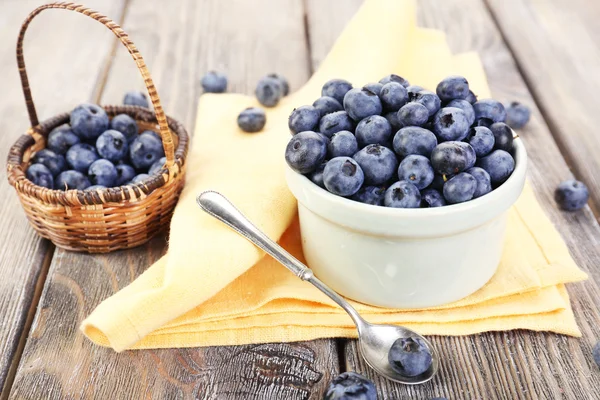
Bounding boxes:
392 126 438 158
131 173 150 184
322 79 353 104
466 126 495 157
505 101 531 129
421 188 446 207
443 172 477 204
397 102 429 127
398 155 434 190
466 90 478 104
129 131 166 170
355 115 392 148
123 91 149 108
323 371 377 400
55 170 91 190
313 96 344 117
476 118 494 128
319 111 354 138
26 163 54 189
351 185 386 206
141 129 162 142
363 82 383 96
414 90 442 117
436 75 470 101
379 82 408 111
428 174 446 191
285 131 328 174
430 141 471 176
329 131 358 158
307 162 327 189
406 85 424 101
489 122 514 152
88 159 117 187
47 125 80 155
115 163 136 186
201 71 227 93
70 103 110 140
238 107 267 133
473 99 507 123
86 185 106 191
477 149 515 183
467 167 492 198
149 156 167 175
110 114 139 143
433 107 470 141
65 143 99 172
323 157 364 196
288 105 320 134
384 111 403 132
379 74 410 88
384 181 421 208
456 141 476 170
554 180 589 211
267 73 290 96
32 149 66 177
446 99 475 126
255 76 283 107
593 341 600 368
353 144 398 185
343 88 383 121
96 129 129 162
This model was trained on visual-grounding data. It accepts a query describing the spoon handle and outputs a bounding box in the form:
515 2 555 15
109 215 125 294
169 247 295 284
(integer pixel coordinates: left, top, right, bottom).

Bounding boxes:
196 191 366 327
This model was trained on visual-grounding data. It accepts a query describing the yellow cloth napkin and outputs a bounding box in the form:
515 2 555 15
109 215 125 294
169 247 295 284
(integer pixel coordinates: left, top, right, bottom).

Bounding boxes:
81 0 587 352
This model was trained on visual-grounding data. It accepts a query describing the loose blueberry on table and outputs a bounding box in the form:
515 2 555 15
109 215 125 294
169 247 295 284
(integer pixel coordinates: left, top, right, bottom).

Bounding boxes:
238 107 267 133
284 74 522 208
323 371 377 400
200 70 228 93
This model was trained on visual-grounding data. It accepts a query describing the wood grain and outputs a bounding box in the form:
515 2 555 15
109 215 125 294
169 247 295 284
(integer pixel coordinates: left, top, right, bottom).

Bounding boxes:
0 0 125 395
485 0 600 217
305 0 600 398
8 1 339 399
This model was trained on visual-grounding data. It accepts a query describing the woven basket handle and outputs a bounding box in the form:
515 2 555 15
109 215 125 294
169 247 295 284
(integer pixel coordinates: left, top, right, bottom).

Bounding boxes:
16 2 175 166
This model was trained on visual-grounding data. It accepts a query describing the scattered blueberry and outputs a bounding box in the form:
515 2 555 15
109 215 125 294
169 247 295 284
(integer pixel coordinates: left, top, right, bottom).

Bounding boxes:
379 82 408 111
466 126 495 157
115 163 136 186
593 341 600 368
201 71 228 93
477 149 515 183
307 162 327 189
363 82 384 96
323 371 377 400
110 114 139 143
47 125 80 155
384 181 421 208
343 88 383 121
489 122 514 152
406 85 424 101
26 163 54 189
414 90 442 117
353 144 398 185
267 73 289 96
432 107 470 141
88 159 117 187
355 115 392 148
149 156 167 175
255 76 283 107
129 131 166 170
323 157 364 196
329 131 358 158
70 103 110 140
392 126 438 158
384 111 403 132
238 107 267 133
285 131 328 174
421 188 446 207
505 101 531 129
319 111 354 138
398 155 434 190
289 105 320 134
466 89 478 104
123 91 149 108
444 172 477 204
65 143 99 173
351 185 386 206
96 129 129 162
436 75 470 101
397 102 429 127
430 141 471 176
379 74 409 88
467 167 492 198
313 96 344 117
554 180 589 211
322 79 353 104
473 99 507 123
55 170 91 190
446 99 475 126
32 149 66 177
131 173 150 184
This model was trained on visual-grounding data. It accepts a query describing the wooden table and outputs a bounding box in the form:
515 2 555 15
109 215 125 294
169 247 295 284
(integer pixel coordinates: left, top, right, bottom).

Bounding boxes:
1 0 600 398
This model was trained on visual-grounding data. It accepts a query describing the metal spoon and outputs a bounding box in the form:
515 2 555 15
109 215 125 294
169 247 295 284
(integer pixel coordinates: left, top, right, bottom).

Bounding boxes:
196 191 439 384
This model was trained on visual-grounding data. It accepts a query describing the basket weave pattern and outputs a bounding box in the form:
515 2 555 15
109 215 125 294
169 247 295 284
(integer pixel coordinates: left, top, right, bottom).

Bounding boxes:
6 3 190 253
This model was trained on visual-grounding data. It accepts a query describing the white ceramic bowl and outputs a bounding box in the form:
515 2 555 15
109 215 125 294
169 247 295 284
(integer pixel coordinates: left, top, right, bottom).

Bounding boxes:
286 139 527 309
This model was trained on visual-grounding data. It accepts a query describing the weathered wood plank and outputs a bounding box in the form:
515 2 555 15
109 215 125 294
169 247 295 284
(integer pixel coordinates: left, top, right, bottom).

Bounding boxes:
9 1 339 399
305 0 600 398
0 0 125 395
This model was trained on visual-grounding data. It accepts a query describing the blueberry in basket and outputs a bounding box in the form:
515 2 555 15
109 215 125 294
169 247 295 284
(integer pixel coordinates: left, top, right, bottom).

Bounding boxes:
25 93 171 192
284 75 517 208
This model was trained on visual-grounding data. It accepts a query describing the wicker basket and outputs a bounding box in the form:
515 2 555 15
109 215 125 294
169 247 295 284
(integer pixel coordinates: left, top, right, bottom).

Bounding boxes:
6 2 189 253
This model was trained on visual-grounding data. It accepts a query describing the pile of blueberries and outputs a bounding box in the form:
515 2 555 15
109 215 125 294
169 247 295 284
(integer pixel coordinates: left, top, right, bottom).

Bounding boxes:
26 91 168 191
285 74 522 208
